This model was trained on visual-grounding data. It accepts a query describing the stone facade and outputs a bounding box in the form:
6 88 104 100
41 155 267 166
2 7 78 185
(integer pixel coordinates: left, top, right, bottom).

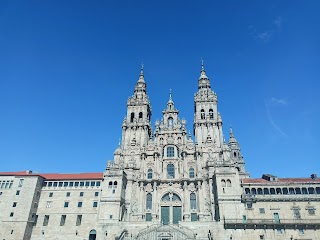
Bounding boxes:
0 64 319 240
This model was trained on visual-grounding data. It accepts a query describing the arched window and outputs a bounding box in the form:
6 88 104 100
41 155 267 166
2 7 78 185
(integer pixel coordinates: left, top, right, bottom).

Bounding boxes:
147 169 153 179
189 168 195 178
289 188 295 194
209 109 213 119
295 188 301 194
302 187 308 194
282 188 288 194
234 152 237 157
226 179 231 187
308 187 315 194
108 181 112 189
245 188 250 194
251 188 257 195
167 164 175 178
161 193 181 201
146 193 152 210
168 117 174 127
130 113 135 123
139 112 143 120
113 181 117 188
190 193 196 210
263 188 269 194
200 109 205 119
221 179 226 187
270 188 275 194
257 188 263 195
316 187 320 194
167 146 174 157
276 188 282 194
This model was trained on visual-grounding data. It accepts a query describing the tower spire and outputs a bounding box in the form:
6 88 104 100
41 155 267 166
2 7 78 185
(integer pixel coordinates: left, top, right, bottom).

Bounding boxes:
168 88 173 103
138 63 145 83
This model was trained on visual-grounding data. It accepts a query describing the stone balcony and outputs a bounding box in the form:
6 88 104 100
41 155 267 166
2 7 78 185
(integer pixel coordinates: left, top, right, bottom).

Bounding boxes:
224 218 320 229
241 194 320 202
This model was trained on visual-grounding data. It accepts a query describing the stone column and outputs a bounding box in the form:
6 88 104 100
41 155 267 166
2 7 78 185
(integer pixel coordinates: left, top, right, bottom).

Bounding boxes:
183 181 190 221
152 181 158 221
139 182 144 220
209 178 215 221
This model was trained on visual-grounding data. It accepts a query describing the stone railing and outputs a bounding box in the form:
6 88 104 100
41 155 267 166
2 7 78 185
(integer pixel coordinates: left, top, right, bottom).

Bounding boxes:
224 218 320 229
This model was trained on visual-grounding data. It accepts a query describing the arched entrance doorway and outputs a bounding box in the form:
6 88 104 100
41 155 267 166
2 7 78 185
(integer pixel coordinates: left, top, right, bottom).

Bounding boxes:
160 193 182 225
89 229 96 240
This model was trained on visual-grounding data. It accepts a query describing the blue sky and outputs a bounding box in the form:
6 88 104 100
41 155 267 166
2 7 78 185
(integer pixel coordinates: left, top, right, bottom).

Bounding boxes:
0 1 319 178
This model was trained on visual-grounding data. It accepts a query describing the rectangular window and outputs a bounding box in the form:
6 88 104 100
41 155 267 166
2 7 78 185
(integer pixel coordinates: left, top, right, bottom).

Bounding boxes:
293 208 301 219
16 190 20 195
10 212 14 217
66 192 70 197
63 182 68 187
259 208 265 214
60 215 66 226
75 182 79 187
276 229 283 234
79 192 84 197
167 146 175 157
53 182 58 187
110 215 113 219
307 207 315 215
48 182 52 187
85 181 90 187
95 192 99 197
146 213 152 221
93 201 98 208
13 202 17 207
49 192 53 197
80 182 84 187
58 182 63 187
69 182 74 187
43 215 50 226
5 181 9 188
91 181 95 187
76 215 82 226
78 202 82 208
96 181 101 187
298 228 304 235
33 214 38 226
191 213 198 221
246 202 252 209
9 181 13 188
64 202 69 208
46 201 51 208
18 179 24 187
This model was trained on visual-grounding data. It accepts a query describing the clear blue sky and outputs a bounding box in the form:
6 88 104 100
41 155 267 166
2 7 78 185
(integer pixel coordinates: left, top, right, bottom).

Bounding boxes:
1 1 319 178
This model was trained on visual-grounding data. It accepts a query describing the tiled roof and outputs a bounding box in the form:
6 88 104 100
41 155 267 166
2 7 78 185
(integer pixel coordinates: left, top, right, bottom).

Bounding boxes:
0 171 103 180
242 178 320 184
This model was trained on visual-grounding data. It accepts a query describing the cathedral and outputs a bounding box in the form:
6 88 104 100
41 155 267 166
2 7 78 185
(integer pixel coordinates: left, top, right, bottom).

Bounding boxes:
0 64 319 240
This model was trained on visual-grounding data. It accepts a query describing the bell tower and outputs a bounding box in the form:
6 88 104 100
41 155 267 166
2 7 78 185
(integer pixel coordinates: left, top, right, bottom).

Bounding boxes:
193 61 223 148
121 65 152 148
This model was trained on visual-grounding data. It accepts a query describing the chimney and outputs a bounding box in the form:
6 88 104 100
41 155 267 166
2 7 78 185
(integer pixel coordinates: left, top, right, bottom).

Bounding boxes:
311 174 317 180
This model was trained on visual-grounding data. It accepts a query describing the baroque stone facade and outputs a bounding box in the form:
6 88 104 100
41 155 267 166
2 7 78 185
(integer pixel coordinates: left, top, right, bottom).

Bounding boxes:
0 64 320 240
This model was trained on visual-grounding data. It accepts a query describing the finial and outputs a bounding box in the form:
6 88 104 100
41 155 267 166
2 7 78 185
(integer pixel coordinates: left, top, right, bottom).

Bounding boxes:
169 88 172 101
118 138 121 147
201 58 204 70
230 126 234 136
140 62 144 76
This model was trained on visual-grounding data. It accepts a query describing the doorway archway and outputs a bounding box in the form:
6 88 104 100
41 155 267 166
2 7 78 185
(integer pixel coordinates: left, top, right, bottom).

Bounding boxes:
160 193 182 225
89 229 96 240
